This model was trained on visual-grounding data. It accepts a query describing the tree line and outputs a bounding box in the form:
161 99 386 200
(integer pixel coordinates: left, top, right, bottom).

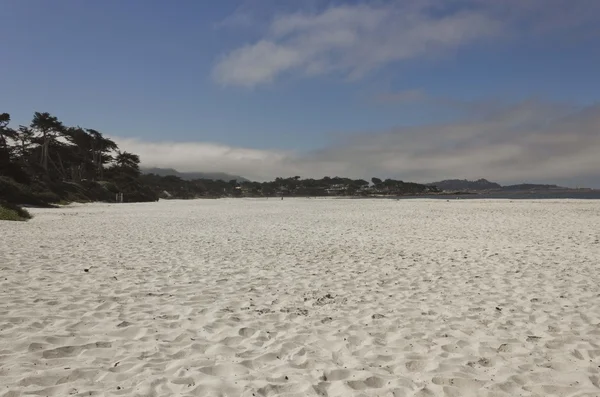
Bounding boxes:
0 111 158 215
141 174 439 199
1 110 439 219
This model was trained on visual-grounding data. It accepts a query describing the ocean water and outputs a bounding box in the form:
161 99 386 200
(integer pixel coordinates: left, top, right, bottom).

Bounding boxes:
395 190 600 200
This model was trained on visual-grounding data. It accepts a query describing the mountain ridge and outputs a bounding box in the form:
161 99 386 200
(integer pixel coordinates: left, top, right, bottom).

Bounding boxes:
142 167 249 182
427 178 566 191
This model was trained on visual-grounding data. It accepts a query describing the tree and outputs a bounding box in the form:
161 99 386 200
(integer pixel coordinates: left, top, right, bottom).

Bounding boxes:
63 126 93 181
371 177 382 185
0 113 18 176
30 112 65 173
114 151 141 175
0 113 17 150
0 113 16 155
86 129 117 179
14 126 34 160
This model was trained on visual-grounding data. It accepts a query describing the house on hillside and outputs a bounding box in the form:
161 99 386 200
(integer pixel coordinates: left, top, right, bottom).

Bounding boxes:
326 184 348 195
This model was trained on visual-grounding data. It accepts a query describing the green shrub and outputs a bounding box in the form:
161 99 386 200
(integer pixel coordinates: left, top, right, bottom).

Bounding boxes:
0 176 57 207
1 174 158 207
0 201 32 221
32 190 60 204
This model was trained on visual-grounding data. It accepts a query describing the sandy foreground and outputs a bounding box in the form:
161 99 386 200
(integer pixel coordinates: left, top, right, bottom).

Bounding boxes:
1 198 600 397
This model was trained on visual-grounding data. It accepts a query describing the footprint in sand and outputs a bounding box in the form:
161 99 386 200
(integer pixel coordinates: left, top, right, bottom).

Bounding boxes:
42 346 82 359
405 360 429 372
323 369 352 381
238 327 258 337
42 342 112 359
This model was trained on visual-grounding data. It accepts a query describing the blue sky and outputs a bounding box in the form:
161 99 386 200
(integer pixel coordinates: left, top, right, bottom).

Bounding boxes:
2 0 599 185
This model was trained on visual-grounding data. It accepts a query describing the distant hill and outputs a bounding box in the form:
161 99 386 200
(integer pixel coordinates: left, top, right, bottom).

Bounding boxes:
427 179 501 191
142 167 249 182
428 178 566 192
501 183 562 191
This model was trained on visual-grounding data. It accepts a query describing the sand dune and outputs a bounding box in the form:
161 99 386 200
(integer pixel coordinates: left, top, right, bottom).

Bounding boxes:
1 198 600 397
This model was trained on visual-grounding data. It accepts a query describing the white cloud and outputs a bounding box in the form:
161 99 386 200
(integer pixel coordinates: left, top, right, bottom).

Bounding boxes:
115 101 600 187
213 0 600 87
213 2 500 87
212 41 302 87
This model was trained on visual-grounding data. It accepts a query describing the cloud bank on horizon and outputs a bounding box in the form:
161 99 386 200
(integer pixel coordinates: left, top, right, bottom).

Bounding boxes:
116 0 600 187
118 101 600 187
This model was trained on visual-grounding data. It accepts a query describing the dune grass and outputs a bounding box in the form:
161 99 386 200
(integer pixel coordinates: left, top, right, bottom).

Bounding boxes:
0 202 32 221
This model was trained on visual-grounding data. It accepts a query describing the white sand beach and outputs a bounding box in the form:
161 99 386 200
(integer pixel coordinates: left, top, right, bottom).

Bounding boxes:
1 198 600 397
